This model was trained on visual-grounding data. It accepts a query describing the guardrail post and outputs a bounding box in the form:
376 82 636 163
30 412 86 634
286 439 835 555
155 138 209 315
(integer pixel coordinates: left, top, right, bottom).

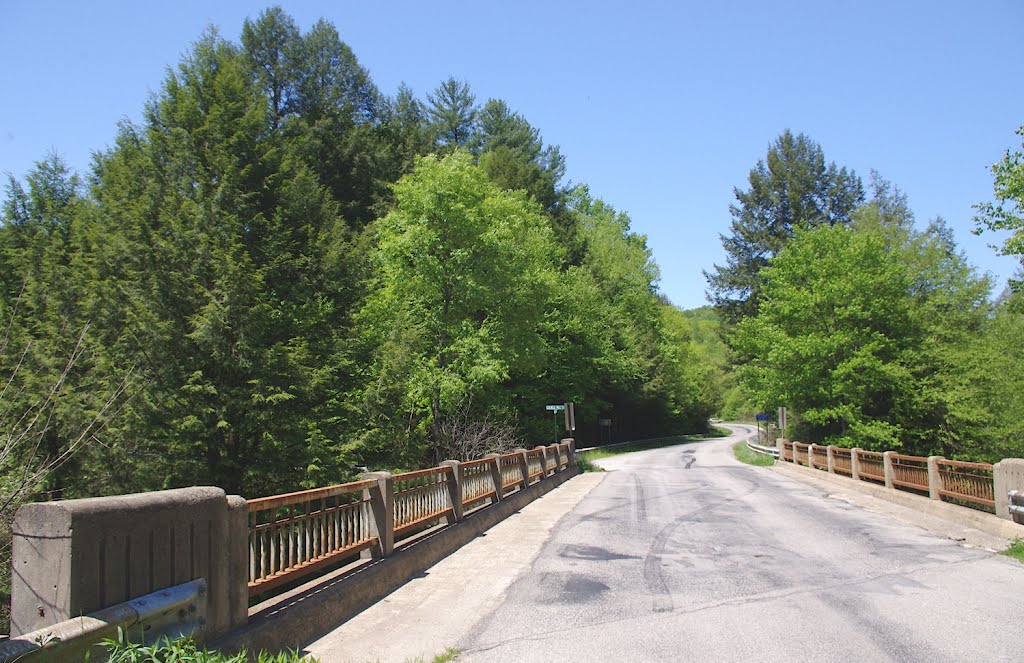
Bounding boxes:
927 456 943 500
563 438 577 467
808 444 817 470
440 460 464 522
883 451 895 489
851 448 862 481
993 459 1024 520
484 453 504 501
362 472 394 558
826 445 836 473
535 445 549 478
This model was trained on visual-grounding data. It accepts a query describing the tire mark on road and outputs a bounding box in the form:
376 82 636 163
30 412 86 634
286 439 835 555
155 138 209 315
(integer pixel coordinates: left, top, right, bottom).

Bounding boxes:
633 474 647 523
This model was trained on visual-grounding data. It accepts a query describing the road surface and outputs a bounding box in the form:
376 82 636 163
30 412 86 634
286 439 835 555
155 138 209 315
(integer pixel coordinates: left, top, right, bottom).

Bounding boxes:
457 425 1024 662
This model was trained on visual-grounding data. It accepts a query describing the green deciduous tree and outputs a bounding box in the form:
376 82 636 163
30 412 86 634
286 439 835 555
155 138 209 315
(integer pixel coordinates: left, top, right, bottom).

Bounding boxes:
358 152 557 463
734 206 989 452
974 124 1024 288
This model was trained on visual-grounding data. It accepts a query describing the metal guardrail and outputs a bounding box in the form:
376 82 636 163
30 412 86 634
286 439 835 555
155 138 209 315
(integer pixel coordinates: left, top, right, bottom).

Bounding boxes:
0 579 207 662
745 439 779 458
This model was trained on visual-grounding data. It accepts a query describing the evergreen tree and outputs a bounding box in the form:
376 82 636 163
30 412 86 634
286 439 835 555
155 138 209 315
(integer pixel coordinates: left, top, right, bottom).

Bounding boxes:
706 130 864 324
426 77 478 150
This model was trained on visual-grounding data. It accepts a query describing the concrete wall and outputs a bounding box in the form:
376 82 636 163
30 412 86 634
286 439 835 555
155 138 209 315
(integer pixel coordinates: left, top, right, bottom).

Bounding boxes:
10 487 247 639
995 459 1024 523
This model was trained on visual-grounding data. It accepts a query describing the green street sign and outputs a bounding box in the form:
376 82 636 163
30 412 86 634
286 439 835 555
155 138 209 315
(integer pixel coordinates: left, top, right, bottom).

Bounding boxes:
545 404 565 412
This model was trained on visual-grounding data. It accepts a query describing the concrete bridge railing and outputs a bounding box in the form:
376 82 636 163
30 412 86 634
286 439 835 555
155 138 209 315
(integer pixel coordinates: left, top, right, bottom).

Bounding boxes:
773 438 1024 523
5 439 577 659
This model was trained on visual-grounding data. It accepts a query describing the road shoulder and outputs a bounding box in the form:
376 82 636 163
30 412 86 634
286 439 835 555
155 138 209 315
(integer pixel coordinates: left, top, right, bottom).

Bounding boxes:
771 461 1021 551
305 472 606 663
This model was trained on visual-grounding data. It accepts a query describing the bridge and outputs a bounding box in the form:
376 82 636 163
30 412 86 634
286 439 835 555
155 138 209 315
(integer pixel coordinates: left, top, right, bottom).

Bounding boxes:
5 428 1024 661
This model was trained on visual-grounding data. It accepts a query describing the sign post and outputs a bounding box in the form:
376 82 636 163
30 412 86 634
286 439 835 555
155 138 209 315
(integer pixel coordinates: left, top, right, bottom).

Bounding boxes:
755 413 769 444
778 407 787 442
546 404 565 444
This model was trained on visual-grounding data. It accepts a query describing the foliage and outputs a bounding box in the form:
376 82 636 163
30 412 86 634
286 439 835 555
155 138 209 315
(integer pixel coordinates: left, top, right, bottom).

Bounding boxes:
1002 538 1024 563
974 124 1024 288
103 630 316 662
731 441 775 467
706 130 864 324
0 7 735 505
358 152 558 464
733 205 990 453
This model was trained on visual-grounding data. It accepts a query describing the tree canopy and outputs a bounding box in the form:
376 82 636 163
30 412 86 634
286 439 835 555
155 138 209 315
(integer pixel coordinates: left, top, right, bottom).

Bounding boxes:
0 7 720 503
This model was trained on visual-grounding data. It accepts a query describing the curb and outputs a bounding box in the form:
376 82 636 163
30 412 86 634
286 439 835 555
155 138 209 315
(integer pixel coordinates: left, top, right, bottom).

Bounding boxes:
771 461 1024 542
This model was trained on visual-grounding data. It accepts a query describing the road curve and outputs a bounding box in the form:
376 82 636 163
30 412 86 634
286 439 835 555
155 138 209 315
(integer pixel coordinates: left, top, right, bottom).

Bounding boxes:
458 425 1024 662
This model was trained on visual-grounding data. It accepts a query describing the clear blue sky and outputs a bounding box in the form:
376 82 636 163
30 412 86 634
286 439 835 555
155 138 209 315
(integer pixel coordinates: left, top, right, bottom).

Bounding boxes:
2 1 1022 309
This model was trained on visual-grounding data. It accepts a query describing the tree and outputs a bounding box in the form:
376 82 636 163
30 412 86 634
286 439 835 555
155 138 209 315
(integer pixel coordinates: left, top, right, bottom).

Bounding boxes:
83 30 358 496
241 6 300 129
974 123 1024 289
358 152 557 463
426 77 477 150
706 130 864 323
734 210 989 452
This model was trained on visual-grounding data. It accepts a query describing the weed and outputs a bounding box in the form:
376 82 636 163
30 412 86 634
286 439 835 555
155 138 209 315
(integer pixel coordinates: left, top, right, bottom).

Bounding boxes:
732 441 775 467
1001 538 1024 563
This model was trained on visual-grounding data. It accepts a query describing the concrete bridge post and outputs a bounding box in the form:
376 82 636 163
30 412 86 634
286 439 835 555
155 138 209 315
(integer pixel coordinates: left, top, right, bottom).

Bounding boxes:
827 445 836 473
926 456 943 500
808 444 817 470
484 453 504 502
883 451 895 489
362 472 394 558
563 438 577 467
993 459 1024 521
535 446 550 477
851 448 862 481
514 448 530 487
440 460 464 523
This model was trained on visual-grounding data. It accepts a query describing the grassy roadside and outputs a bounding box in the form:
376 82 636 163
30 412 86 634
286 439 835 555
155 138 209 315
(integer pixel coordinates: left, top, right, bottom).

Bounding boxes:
1002 538 1024 563
731 440 775 467
577 428 731 471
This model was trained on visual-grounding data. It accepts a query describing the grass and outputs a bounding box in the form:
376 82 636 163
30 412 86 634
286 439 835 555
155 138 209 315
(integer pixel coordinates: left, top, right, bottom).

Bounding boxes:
401 647 460 663
577 429 731 468
103 631 316 662
731 440 776 467
1002 538 1024 563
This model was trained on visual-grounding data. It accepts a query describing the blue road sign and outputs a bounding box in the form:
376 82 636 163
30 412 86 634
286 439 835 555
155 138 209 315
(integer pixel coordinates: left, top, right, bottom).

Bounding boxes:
755 413 769 422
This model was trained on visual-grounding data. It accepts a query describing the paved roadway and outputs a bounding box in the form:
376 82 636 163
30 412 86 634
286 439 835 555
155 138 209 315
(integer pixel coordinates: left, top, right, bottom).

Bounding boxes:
457 425 1024 662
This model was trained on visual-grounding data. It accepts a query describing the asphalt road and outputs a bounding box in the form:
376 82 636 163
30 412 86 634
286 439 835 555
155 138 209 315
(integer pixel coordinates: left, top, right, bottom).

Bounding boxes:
457 425 1024 662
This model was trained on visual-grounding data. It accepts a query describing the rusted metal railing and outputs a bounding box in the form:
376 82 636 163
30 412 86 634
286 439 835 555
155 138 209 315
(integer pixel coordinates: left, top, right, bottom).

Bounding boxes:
938 459 995 511
793 442 809 466
499 452 526 495
526 449 545 484
393 467 454 540
780 440 793 462
245 439 576 601
831 447 852 476
247 479 377 596
810 445 828 471
857 450 885 483
890 454 930 493
462 458 499 511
